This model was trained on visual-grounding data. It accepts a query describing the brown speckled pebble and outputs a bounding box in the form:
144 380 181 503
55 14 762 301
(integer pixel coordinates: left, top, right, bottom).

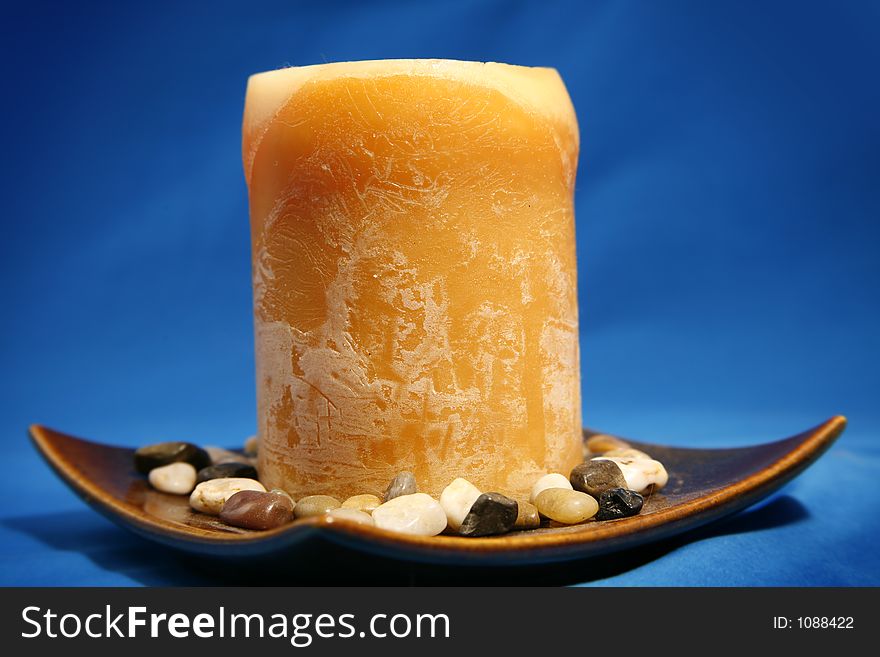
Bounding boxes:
270 488 296 508
294 495 341 519
514 500 541 529
219 490 294 530
383 471 417 502
570 460 628 497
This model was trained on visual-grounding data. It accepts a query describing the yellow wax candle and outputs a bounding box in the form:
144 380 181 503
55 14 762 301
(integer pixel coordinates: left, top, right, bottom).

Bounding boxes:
242 59 582 499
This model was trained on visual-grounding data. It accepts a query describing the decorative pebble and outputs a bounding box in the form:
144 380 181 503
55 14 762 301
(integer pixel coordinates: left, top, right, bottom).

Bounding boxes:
327 508 375 526
342 494 382 514
293 495 341 519
439 477 483 531
196 462 259 484
219 490 294 530
189 477 266 515
459 493 518 537
602 448 652 460
535 488 599 524
383 471 417 502
514 500 541 529
592 457 668 492
372 493 447 536
529 473 572 503
270 488 297 508
134 441 211 474
243 435 259 456
148 462 197 495
596 488 644 521
569 460 627 497
585 434 630 454
205 446 250 466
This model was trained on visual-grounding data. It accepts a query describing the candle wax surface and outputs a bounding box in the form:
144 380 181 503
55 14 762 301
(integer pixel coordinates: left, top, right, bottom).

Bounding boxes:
243 60 582 500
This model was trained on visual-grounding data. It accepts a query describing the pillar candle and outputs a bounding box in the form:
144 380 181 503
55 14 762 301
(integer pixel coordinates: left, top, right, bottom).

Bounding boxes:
242 59 582 499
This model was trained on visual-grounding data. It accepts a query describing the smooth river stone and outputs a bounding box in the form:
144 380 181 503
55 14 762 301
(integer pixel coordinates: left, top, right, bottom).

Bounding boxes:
196 462 259 484
383 471 417 502
602 448 651 460
219 490 294 530
372 493 447 536
342 494 382 514
148 462 197 495
189 478 266 515
459 493 518 537
269 488 297 509
529 473 573 503
514 501 541 530
569 460 627 497
592 457 669 492
584 434 630 455
205 446 252 466
244 435 259 456
293 495 341 519
327 508 375 526
596 488 644 521
535 488 598 524
134 442 211 474
439 477 483 531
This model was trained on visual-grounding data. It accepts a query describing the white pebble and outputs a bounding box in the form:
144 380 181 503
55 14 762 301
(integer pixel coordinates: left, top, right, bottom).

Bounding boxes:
372 493 447 536
243 435 259 456
327 508 375 526
602 448 652 460
439 477 482 531
189 477 266 515
592 457 669 492
530 473 573 503
148 462 197 495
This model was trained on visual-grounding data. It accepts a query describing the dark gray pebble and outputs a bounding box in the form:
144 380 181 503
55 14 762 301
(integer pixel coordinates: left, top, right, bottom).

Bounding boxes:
595 488 644 521
383 471 417 502
459 492 519 537
570 460 627 497
196 462 259 484
134 442 211 474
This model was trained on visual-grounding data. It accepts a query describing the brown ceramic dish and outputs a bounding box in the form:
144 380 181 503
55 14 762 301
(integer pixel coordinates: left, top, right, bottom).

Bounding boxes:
29 416 846 565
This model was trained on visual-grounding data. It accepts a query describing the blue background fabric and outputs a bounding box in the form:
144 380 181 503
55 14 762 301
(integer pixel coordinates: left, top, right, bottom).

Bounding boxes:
1 0 878 586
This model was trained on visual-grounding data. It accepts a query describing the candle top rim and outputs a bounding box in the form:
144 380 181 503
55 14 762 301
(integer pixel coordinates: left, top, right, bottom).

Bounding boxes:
242 59 578 180
246 58 561 82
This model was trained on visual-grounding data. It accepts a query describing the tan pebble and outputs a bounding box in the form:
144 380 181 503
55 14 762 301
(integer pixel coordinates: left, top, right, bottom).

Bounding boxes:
585 434 630 454
204 446 248 466
529 473 572 503
341 494 381 514
189 477 266 515
148 462 197 495
327 508 375 526
294 495 341 519
514 500 541 529
243 435 259 456
535 488 599 524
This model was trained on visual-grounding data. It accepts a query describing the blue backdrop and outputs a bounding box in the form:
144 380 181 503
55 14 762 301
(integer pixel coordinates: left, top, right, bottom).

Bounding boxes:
1 0 878 585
